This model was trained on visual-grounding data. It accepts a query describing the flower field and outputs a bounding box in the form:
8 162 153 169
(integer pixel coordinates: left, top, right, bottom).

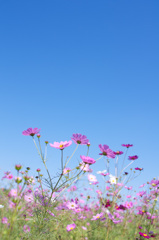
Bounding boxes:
0 128 159 240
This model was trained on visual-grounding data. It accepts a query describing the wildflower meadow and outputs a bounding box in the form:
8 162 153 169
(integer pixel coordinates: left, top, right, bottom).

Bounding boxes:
0 128 159 240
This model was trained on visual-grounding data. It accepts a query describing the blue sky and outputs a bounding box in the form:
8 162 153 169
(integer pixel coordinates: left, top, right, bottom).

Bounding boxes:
0 0 159 192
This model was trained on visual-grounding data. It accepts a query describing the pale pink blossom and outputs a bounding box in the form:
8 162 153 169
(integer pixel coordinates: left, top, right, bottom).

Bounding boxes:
23 225 30 233
71 133 89 145
50 141 72 150
67 185 77 192
88 174 97 182
67 201 78 210
80 155 96 165
66 223 76 231
63 168 71 174
80 162 92 172
98 144 115 158
22 128 40 136
1 217 8 224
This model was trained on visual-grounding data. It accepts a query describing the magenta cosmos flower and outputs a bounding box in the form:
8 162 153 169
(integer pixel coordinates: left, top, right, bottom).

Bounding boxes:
71 133 89 145
122 144 133 148
66 223 76 232
128 155 138 160
98 144 115 158
113 151 123 155
135 167 143 171
80 155 96 165
50 141 72 150
22 128 41 136
139 232 150 239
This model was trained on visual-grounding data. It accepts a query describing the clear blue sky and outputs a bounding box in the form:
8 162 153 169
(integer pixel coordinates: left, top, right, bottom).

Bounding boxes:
0 0 159 191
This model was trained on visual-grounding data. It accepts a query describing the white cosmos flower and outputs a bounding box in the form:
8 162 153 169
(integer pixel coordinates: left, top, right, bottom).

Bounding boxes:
97 170 107 174
109 174 117 184
0 205 4 208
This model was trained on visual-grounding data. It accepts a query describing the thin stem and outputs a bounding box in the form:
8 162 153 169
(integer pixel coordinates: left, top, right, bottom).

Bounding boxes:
95 156 103 161
32 138 42 158
115 156 119 178
86 146 89 156
44 144 47 162
38 138 43 159
106 159 110 174
120 148 128 175
65 144 79 167
121 161 135 175
61 150 63 172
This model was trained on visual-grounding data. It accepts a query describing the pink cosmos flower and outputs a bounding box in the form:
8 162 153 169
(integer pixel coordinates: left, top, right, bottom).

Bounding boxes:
2 172 13 180
128 155 138 160
125 186 133 190
91 212 104 220
80 155 96 165
24 193 34 203
80 162 92 172
122 144 133 148
50 140 72 150
139 232 150 239
137 191 146 197
139 183 146 188
1 217 8 224
98 144 115 158
96 190 102 195
97 170 108 176
71 133 89 145
150 179 159 187
81 226 87 230
15 177 22 183
63 167 71 174
22 128 41 136
126 195 131 198
117 182 124 187
113 151 123 155
88 174 97 183
8 200 16 209
67 185 77 192
8 189 18 198
66 201 78 210
135 167 143 171
23 225 30 233
66 223 76 232
47 210 55 217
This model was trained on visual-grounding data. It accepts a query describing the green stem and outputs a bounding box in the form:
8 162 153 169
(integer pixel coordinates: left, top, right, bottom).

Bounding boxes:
65 144 79 167
61 150 63 172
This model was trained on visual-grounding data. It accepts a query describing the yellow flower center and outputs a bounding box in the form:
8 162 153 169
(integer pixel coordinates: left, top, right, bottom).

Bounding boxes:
59 145 63 148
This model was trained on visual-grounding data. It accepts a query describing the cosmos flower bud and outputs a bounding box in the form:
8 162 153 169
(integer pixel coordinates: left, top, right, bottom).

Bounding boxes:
24 175 30 181
15 164 22 171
